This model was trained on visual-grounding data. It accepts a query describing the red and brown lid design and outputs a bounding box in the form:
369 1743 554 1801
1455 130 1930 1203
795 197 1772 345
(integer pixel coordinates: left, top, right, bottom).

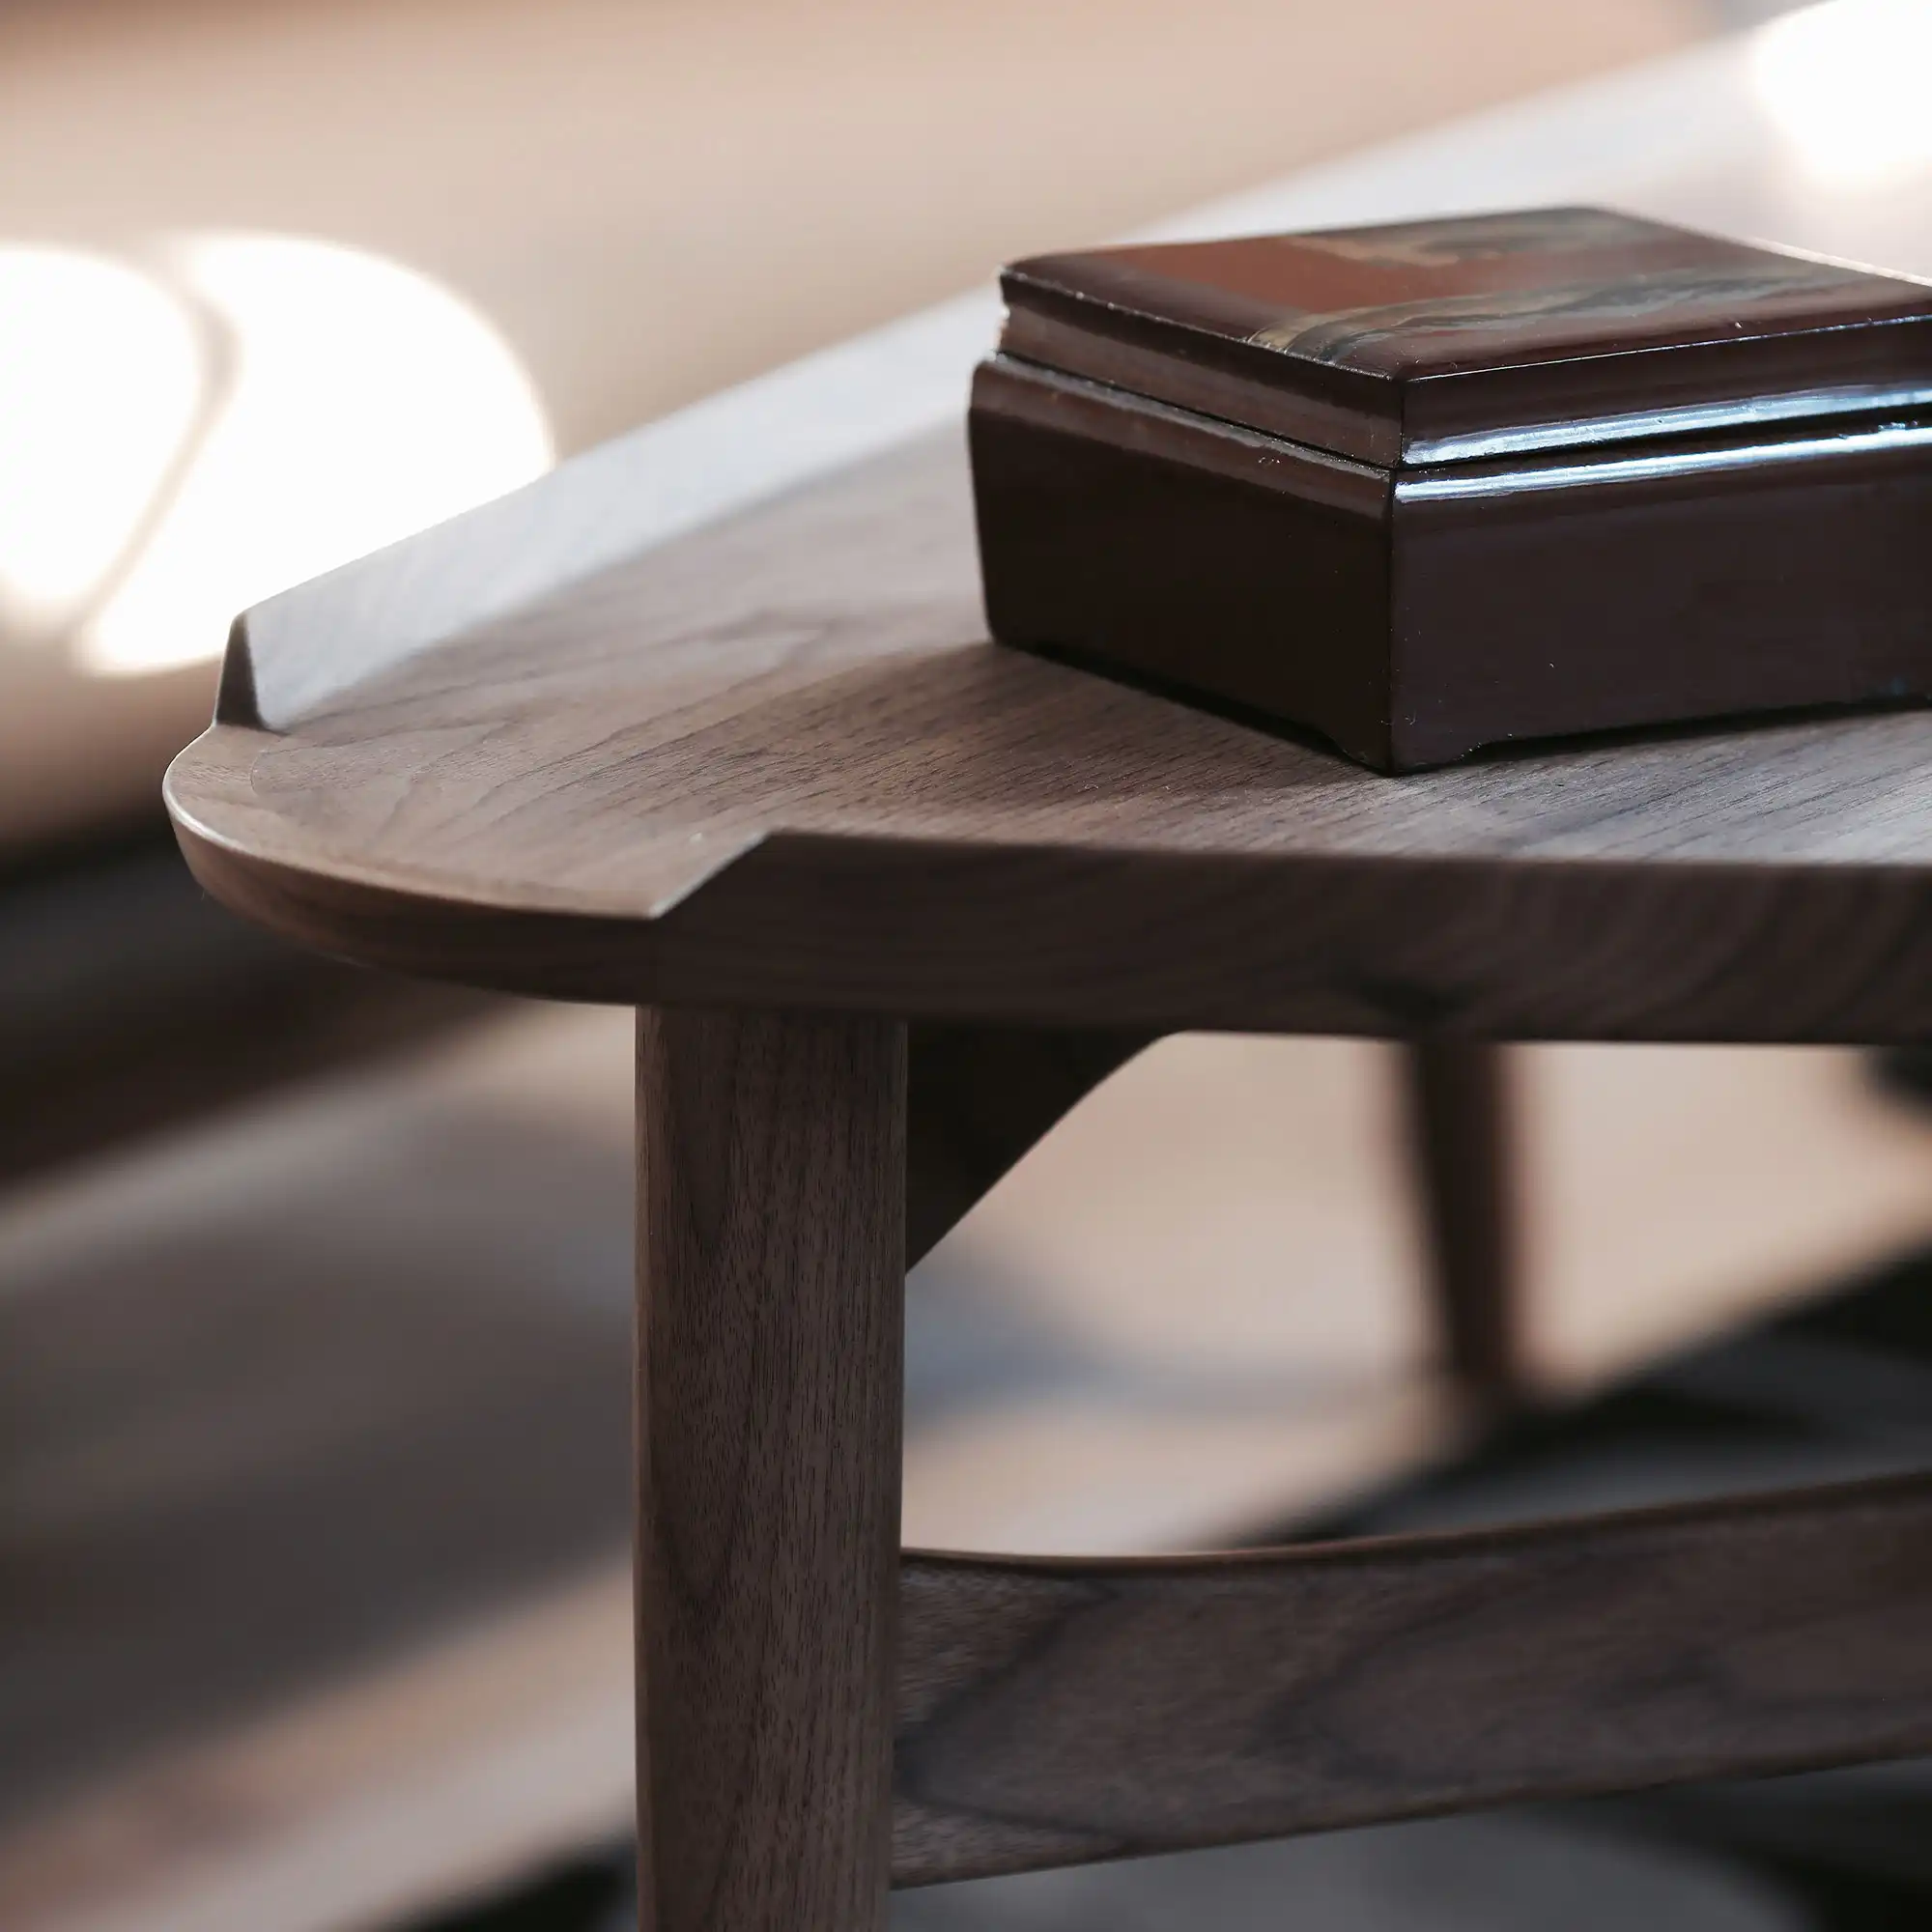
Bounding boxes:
1000 208 1932 467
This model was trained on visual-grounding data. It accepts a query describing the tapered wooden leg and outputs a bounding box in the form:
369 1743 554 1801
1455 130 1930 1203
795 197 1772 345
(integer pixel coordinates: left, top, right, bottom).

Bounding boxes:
637 1008 905 1932
1402 1037 1526 1405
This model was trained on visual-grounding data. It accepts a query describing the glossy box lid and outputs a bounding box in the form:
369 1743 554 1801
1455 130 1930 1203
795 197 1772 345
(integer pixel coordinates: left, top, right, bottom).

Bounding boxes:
999 207 1932 468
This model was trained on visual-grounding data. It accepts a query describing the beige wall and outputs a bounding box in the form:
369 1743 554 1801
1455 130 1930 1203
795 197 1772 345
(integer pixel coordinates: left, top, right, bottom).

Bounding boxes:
4 0 1706 451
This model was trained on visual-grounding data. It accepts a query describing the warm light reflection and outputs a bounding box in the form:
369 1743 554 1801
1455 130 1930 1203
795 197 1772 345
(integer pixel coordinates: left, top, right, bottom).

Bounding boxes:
0 234 552 679
1751 0 1932 190
0 248 205 629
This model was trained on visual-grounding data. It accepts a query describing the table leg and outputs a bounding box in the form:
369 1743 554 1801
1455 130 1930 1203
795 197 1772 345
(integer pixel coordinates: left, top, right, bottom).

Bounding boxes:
1402 1037 1525 1406
636 1008 905 1932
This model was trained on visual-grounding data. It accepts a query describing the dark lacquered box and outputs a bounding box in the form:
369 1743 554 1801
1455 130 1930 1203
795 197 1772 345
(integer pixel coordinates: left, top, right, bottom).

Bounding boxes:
969 207 1932 771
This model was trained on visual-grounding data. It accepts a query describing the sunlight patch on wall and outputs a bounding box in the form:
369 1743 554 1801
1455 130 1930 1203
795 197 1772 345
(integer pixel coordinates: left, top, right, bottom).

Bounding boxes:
0 235 553 680
0 248 206 632
1751 0 1932 190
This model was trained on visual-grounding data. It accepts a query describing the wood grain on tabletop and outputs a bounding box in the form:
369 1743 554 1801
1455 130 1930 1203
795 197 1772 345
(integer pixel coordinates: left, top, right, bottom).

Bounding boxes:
636 1009 903 1932
172 417 1932 1042
891 1470 1932 1885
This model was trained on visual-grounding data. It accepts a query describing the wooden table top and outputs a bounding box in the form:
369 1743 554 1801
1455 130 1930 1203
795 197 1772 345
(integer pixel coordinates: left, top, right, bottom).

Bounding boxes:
166 26 1932 1044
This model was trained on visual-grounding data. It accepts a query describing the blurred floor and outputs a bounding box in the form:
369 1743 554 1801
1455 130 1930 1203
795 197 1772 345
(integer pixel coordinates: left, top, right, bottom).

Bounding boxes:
910 1035 1932 1551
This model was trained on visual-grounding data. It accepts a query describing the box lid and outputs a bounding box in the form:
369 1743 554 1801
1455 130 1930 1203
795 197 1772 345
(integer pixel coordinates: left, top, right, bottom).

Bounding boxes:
999 207 1932 468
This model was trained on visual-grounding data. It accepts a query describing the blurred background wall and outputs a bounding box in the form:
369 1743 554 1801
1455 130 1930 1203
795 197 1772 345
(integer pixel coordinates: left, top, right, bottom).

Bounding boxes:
2 0 1720 449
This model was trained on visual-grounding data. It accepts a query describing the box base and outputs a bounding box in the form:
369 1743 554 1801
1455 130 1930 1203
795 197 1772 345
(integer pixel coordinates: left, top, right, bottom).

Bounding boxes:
970 356 1932 773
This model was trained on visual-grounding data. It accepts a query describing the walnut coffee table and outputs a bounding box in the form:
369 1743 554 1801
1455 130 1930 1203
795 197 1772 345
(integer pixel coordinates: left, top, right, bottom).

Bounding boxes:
166 49 1932 1932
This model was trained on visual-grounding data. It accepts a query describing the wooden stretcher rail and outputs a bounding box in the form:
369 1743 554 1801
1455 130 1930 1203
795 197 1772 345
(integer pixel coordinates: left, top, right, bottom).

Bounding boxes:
892 1470 1932 1885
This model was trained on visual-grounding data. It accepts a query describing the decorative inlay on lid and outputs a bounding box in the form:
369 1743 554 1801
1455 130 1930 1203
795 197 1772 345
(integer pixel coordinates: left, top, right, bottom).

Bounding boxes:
1001 207 1932 465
